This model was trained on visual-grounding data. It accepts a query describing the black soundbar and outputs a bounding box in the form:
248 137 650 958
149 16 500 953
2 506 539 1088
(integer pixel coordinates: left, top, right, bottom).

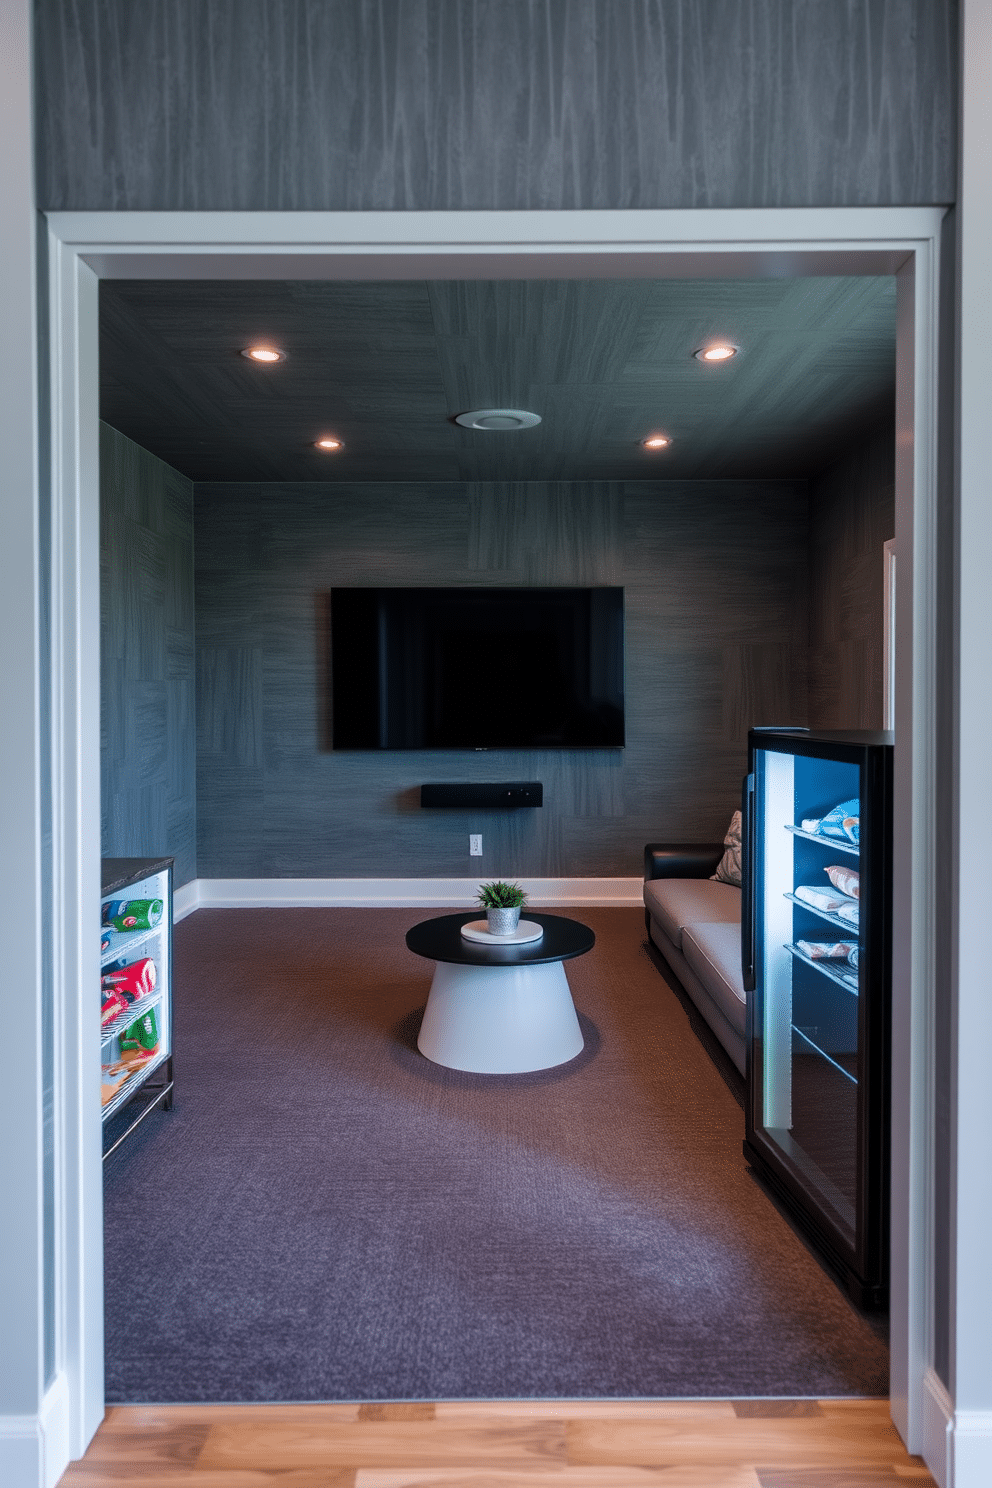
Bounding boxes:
420 782 543 808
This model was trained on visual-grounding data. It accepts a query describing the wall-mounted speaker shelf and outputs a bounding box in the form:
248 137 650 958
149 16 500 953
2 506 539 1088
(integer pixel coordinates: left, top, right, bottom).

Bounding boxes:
420 782 543 808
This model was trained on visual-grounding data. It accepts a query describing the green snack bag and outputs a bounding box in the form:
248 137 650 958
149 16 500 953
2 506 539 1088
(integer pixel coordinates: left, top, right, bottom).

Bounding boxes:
102 898 163 932
121 1007 159 1054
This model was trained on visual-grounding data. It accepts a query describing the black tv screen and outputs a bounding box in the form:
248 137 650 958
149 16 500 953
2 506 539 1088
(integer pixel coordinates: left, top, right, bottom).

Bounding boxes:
330 586 625 750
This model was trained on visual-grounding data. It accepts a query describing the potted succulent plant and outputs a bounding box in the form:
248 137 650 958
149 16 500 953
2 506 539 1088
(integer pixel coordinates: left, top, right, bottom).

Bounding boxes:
476 879 528 936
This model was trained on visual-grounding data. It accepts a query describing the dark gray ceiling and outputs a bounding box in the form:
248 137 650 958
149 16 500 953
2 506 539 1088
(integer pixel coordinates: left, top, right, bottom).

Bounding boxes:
99 276 896 483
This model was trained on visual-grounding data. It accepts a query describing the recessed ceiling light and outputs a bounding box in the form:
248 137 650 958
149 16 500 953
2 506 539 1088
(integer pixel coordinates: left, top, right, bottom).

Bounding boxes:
642 435 671 449
694 344 738 362
455 408 542 430
241 345 284 363
315 437 344 451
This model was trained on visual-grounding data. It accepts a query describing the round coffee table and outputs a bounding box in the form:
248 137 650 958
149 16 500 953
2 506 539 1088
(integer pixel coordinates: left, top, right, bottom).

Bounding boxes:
405 912 595 1074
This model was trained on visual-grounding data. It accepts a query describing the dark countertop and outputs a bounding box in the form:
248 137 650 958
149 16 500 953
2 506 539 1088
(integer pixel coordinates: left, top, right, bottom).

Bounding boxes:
406 911 594 967
101 857 174 896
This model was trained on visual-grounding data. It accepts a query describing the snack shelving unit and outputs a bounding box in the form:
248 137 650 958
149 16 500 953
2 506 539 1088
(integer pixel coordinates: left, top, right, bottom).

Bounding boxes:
101 857 174 1159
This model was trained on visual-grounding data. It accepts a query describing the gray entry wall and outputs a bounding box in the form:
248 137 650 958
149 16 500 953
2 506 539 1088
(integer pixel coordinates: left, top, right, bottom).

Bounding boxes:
100 423 197 887
193 479 810 879
35 0 957 211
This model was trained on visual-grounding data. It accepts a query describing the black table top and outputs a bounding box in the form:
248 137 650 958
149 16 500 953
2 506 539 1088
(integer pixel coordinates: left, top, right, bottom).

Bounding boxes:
406 911 595 967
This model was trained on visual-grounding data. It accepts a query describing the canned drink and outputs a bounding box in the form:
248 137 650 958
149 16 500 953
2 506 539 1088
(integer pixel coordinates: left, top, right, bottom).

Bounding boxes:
102 898 163 932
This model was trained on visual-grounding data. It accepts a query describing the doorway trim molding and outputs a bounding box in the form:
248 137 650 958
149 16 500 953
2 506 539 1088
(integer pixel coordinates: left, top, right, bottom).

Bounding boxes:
42 205 944 1475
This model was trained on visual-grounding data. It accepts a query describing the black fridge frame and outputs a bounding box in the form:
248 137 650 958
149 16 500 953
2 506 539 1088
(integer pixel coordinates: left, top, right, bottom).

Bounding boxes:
742 728 892 1310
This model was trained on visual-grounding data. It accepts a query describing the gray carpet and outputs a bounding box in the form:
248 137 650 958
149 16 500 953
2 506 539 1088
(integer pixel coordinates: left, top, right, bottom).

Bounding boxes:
103 906 888 1401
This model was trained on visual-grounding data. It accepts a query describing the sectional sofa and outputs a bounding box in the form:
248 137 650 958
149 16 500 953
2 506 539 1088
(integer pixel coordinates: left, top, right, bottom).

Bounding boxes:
643 840 747 1077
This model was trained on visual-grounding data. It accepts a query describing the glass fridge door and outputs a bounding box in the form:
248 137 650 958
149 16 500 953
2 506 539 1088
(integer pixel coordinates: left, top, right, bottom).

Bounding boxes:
754 745 863 1249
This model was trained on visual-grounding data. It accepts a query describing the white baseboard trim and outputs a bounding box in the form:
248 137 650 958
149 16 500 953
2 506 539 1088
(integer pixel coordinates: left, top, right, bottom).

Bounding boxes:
922 1366 953 1488
173 878 200 922
0 1419 41 1488
920 1366 992 1488
950 1405 992 1487
189 876 645 910
0 1374 72 1488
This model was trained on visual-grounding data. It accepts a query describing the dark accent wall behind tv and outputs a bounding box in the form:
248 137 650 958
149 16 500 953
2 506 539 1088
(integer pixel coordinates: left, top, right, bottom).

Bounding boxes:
193 479 809 879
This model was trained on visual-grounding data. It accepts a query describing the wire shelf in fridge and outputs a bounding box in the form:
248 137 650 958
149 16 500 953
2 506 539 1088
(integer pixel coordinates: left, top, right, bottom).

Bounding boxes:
784 824 860 858
785 941 860 995
785 891 860 936
101 1048 170 1123
100 987 166 1046
100 923 165 969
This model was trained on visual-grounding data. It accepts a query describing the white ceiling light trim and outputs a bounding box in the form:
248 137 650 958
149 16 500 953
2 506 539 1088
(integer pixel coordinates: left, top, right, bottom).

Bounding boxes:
241 345 285 362
693 344 738 362
455 407 542 430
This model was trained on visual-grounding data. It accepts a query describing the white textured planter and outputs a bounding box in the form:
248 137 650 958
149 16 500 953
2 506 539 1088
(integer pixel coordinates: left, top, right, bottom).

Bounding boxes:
486 906 522 935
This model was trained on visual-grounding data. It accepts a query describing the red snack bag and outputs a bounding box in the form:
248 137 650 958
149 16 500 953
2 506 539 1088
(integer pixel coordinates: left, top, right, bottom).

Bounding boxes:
100 957 157 1007
101 989 130 1027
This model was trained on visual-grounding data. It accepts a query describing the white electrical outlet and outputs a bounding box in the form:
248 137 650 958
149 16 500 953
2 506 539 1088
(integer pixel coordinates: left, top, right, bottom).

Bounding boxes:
469 834 483 856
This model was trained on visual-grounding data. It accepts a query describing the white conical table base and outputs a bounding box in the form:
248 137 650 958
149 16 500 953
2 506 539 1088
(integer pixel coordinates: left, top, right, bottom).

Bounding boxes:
417 960 584 1073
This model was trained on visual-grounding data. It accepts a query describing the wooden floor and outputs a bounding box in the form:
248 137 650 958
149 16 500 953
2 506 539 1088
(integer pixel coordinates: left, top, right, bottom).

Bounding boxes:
58 1398 936 1486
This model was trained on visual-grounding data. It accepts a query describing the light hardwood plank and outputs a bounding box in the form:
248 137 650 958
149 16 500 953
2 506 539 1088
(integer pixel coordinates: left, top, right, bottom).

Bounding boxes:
59 1469 355 1488
731 1400 825 1418
816 1398 892 1417
433 1402 738 1421
564 1413 917 1469
101 1403 363 1428
355 1470 761 1487
360 1405 439 1421
197 1417 568 1471
756 1471 933 1488
67 1421 211 1470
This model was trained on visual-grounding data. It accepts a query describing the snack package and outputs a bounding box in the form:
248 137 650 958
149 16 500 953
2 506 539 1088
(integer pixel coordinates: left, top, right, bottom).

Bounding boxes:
101 988 130 1027
796 939 858 960
101 956 156 1003
825 864 860 899
101 898 163 932
794 884 851 914
121 1007 160 1058
100 957 156 1029
801 798 860 843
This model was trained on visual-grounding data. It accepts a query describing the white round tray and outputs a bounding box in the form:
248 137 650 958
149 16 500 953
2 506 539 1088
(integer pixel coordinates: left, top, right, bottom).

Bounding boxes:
460 918 544 945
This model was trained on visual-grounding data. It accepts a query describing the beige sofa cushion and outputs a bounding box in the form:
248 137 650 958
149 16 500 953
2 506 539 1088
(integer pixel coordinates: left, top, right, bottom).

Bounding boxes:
643 877 741 950
682 921 747 1039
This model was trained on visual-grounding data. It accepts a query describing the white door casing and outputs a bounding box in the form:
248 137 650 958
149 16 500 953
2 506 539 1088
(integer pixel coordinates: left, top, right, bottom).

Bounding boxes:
31 206 943 1482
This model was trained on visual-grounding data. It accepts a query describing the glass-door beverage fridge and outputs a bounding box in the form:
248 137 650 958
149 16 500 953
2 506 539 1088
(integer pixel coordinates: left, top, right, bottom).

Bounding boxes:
742 728 892 1308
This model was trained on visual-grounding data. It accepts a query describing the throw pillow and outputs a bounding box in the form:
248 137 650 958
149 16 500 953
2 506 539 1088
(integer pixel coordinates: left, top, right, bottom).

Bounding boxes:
710 809 743 887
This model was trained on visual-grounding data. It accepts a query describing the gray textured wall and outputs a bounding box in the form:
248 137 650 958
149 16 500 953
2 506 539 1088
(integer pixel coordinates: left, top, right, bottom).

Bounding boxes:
807 422 896 731
100 423 197 887
35 0 957 211
193 478 809 880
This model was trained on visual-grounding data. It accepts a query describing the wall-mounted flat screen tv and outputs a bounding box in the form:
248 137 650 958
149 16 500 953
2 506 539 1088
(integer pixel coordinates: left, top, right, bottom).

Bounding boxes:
330 586 625 749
